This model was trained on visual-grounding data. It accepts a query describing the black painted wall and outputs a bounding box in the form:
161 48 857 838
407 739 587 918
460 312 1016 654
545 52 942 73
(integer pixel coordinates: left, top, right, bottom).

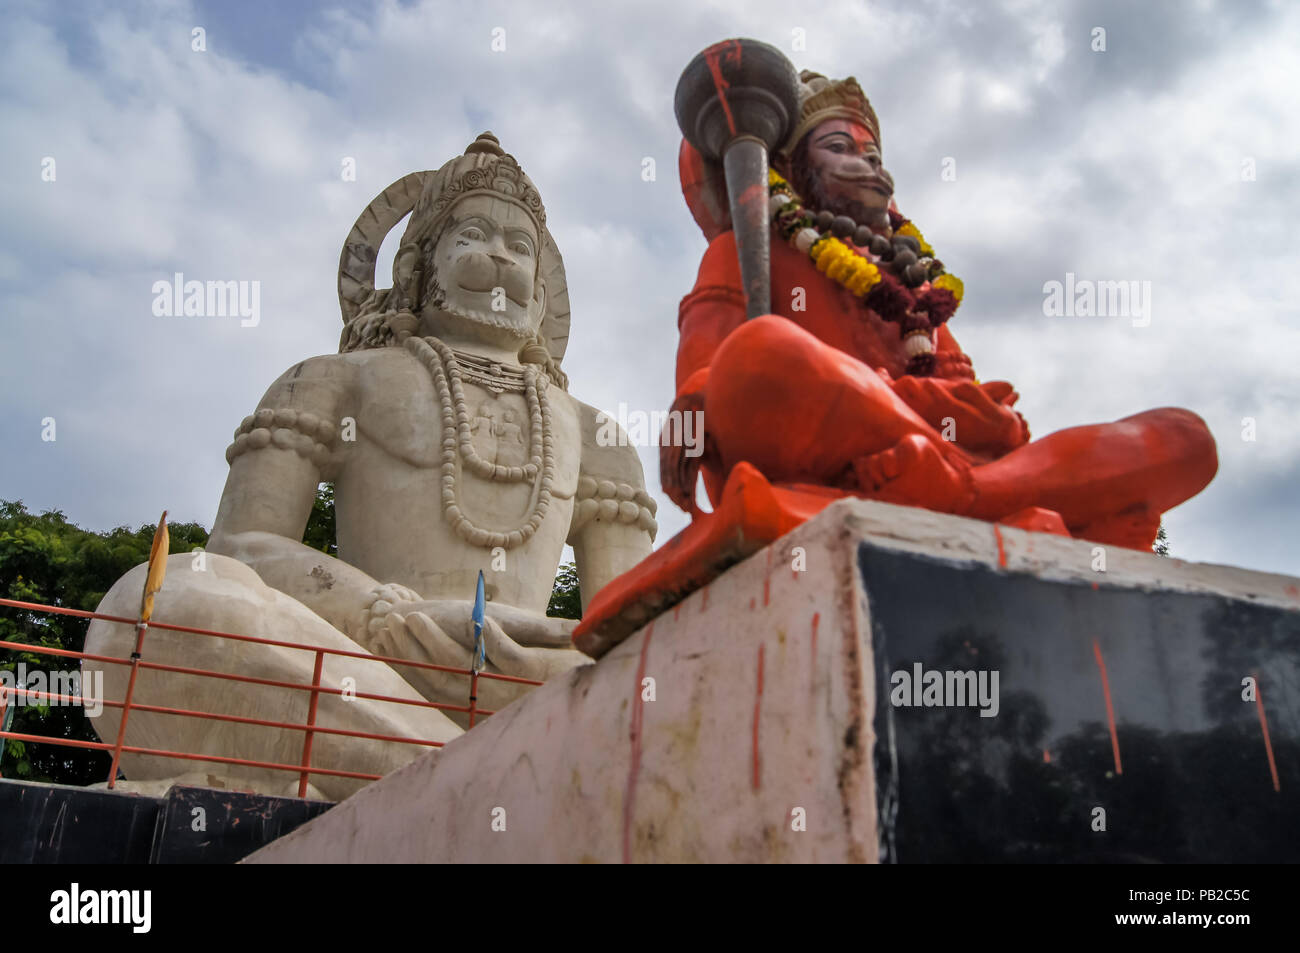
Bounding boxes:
861 543 1300 863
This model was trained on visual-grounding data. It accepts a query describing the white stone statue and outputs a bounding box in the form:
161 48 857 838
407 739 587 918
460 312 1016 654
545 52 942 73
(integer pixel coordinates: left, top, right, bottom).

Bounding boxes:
84 132 656 800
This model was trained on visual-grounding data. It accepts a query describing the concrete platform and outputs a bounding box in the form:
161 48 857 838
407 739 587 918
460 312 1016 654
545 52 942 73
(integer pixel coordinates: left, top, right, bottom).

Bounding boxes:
247 499 1300 863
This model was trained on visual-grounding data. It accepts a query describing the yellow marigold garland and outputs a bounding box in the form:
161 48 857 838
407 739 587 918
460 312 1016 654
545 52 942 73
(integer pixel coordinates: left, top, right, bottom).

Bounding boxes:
768 169 959 309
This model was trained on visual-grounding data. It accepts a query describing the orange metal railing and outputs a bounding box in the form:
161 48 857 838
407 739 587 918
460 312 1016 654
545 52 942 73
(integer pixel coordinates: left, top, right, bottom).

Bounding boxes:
0 596 542 798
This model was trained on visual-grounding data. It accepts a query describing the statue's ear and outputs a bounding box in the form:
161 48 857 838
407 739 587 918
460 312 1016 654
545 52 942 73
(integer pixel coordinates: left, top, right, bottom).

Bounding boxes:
393 242 422 306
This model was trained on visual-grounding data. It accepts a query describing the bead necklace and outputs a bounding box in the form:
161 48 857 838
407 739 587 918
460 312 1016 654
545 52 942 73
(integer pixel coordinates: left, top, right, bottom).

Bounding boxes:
404 335 554 550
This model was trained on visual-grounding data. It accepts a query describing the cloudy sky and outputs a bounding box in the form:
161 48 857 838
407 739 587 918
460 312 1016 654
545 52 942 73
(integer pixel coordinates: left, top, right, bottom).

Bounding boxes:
2 0 1297 578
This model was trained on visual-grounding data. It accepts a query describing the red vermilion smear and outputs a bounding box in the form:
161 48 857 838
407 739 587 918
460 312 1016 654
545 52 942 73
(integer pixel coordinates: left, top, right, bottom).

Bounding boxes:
1092 639 1123 775
752 642 765 790
811 611 820 671
993 525 1008 568
749 597 755 610
1254 672 1281 792
622 621 655 864
1042 749 1052 764
702 40 741 138
763 549 772 607
1286 585 1299 600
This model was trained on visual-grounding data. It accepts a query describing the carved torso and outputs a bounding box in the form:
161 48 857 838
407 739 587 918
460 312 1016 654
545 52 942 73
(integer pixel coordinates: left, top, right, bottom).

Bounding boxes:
333 347 580 612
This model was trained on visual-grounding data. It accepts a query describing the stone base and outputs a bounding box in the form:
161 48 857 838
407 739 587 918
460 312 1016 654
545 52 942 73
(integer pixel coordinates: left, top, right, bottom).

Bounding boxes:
248 499 1300 863
0 779 332 863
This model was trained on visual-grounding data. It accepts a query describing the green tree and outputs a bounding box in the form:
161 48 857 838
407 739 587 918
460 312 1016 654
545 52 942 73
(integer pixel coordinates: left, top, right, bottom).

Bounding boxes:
0 500 207 783
302 483 337 557
547 562 582 620
1154 524 1170 557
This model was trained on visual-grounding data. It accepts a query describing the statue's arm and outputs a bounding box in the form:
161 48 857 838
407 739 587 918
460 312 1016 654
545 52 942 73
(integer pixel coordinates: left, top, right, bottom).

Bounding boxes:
569 402 658 610
207 355 384 636
675 231 747 392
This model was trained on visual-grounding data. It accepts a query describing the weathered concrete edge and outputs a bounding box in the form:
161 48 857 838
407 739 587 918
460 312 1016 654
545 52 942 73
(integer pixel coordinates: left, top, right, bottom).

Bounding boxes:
826 497 1300 608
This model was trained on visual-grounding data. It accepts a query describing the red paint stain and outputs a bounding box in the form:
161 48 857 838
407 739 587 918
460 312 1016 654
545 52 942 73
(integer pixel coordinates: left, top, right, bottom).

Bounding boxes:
763 548 772 607
1091 582 1099 591
993 525 1008 568
752 643 765 790
1042 749 1052 764
1286 585 1299 600
749 596 755 611
1254 672 1281 792
702 40 741 138
1092 639 1123 775
622 621 654 864
673 604 681 622
810 612 820 670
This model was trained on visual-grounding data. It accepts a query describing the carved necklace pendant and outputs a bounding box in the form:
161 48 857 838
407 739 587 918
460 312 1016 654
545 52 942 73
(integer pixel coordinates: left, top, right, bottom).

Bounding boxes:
404 335 554 550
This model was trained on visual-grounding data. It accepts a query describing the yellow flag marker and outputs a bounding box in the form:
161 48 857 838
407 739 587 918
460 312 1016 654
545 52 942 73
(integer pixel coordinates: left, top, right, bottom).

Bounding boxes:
139 511 169 624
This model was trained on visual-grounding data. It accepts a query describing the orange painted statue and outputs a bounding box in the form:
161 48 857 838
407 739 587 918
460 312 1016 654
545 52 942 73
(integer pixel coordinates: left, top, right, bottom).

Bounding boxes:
573 70 1217 655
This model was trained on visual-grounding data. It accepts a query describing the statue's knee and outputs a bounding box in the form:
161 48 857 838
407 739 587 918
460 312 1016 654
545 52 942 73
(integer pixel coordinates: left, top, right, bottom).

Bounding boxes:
1132 407 1218 492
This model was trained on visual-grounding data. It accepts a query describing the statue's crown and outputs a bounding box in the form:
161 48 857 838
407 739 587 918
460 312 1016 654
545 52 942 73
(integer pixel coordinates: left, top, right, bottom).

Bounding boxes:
402 132 547 247
783 71 881 155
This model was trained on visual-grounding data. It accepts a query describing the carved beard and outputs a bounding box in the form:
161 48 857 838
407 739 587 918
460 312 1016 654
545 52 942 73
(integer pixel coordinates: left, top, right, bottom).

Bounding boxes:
418 250 537 343
439 298 536 342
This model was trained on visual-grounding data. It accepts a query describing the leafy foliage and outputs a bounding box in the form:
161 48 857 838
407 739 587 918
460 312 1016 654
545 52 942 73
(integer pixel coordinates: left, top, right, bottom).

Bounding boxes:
0 500 207 783
302 483 337 557
547 561 582 620
1154 524 1170 557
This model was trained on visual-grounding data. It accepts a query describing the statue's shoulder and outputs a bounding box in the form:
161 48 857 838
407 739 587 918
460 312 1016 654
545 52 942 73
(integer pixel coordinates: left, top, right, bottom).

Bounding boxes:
254 352 364 415
570 398 647 487
697 230 740 283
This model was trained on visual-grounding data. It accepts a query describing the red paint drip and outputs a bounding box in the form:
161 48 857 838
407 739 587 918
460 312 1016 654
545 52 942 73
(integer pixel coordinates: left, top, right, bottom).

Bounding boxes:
701 585 709 612
673 604 681 622
702 40 741 138
1092 639 1123 775
749 596 755 611
1254 672 1281 792
810 612 820 670
993 525 1008 568
752 643 765 790
763 548 772 607
622 621 654 864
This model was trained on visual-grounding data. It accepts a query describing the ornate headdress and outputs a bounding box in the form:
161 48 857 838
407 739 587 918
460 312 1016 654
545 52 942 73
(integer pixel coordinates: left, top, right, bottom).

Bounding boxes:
401 132 547 247
782 70 881 156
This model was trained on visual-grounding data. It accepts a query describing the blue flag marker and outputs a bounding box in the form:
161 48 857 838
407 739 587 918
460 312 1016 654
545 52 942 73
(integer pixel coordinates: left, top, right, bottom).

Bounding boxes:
471 570 486 674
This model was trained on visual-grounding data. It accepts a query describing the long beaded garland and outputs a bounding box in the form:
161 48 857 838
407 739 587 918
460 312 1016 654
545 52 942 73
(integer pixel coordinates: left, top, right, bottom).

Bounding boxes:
404 335 554 550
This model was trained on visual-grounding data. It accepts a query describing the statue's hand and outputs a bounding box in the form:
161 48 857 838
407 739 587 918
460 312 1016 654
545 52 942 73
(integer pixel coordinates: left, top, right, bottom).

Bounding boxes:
892 377 1029 455
660 388 715 516
368 599 581 683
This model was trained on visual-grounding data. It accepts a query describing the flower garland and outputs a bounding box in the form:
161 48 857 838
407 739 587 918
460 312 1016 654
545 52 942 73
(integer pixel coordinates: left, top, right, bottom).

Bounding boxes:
768 168 964 376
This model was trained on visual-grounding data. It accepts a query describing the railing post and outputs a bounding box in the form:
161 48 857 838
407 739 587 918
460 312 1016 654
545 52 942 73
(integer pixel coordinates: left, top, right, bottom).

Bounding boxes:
298 650 325 798
0 684 9 778
468 671 479 729
107 621 149 789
